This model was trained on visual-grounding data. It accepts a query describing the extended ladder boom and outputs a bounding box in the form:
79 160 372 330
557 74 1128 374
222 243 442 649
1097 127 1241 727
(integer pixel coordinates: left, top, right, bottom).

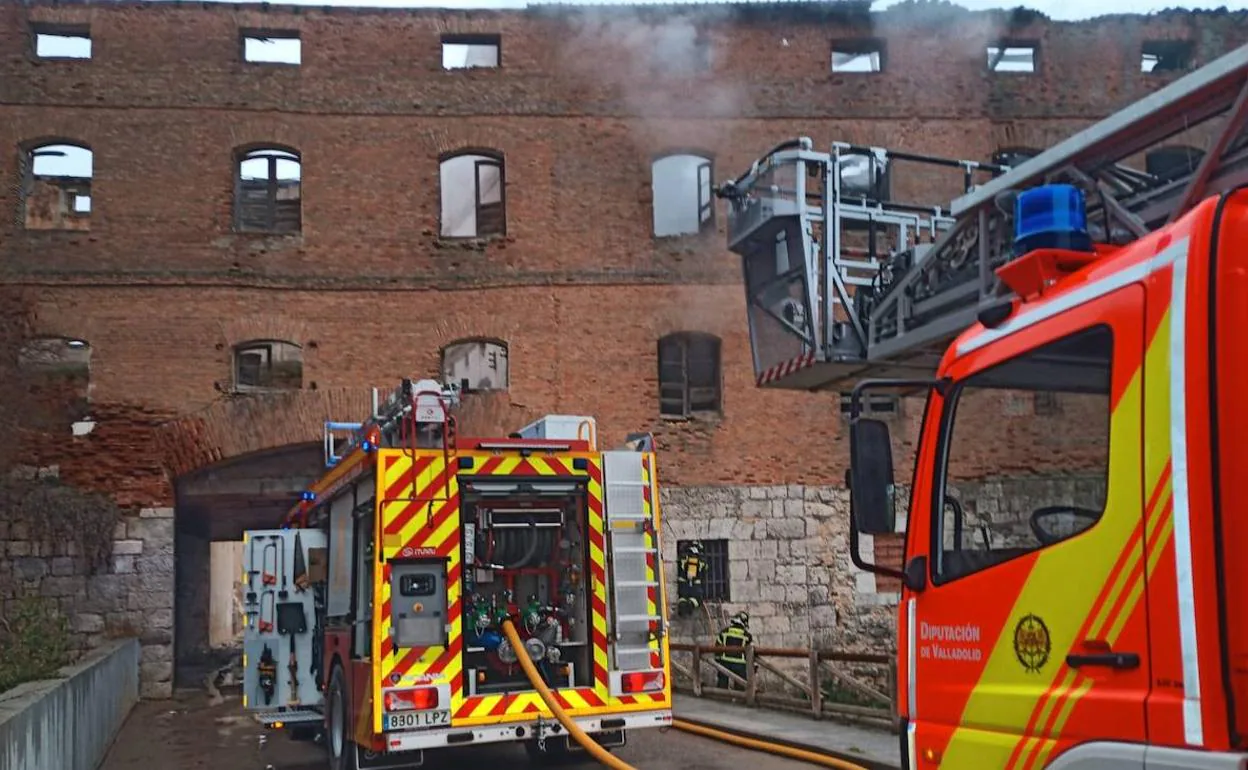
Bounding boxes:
719 42 1248 392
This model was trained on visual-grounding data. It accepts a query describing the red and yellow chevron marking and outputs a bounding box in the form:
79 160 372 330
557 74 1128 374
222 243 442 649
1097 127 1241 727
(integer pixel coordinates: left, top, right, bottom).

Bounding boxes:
585 457 612 696
374 449 652 729
373 450 465 735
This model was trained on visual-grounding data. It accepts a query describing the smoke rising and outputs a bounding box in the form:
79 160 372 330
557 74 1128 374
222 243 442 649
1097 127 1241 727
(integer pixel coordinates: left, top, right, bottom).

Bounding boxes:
553 5 749 149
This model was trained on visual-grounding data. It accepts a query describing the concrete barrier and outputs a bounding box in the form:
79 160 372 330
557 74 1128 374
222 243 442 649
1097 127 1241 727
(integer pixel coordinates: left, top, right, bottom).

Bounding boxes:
0 638 140 770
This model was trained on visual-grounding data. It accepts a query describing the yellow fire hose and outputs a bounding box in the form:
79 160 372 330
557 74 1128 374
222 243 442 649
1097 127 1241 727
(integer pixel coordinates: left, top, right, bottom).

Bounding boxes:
499 620 871 770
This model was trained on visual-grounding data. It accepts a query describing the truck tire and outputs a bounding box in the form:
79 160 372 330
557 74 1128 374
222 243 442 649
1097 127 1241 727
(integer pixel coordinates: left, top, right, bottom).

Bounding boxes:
327 664 360 770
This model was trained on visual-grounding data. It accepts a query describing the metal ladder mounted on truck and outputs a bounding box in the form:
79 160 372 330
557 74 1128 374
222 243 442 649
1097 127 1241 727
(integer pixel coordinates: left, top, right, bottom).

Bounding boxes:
715 42 1248 392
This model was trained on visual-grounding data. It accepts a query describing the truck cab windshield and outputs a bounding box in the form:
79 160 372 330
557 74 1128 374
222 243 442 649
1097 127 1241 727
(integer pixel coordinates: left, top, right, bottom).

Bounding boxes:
932 324 1113 584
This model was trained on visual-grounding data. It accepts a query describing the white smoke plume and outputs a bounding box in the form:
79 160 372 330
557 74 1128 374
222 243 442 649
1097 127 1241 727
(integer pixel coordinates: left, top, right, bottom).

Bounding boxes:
551 4 748 150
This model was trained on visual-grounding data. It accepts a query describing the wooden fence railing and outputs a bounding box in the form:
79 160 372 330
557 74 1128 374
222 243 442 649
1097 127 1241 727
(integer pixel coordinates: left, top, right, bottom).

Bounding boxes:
669 642 898 731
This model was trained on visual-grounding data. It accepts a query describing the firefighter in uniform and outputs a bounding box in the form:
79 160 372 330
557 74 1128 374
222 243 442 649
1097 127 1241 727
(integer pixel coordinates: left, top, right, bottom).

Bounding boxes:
676 542 707 618
714 611 752 690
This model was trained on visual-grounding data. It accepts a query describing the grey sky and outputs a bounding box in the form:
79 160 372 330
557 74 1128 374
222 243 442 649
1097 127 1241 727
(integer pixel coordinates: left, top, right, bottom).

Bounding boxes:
150 0 1246 21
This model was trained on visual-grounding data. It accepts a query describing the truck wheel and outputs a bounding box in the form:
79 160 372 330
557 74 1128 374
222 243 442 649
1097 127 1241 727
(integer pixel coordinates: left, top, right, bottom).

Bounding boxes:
327 665 359 770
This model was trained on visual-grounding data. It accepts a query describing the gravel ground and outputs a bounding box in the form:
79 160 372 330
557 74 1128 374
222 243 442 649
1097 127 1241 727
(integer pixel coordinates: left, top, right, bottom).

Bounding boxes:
98 690 817 770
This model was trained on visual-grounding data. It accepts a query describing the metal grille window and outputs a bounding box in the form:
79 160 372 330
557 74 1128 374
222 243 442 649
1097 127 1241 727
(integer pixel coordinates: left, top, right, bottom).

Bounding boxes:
233 340 303 390
234 147 302 233
678 539 730 601
658 332 722 417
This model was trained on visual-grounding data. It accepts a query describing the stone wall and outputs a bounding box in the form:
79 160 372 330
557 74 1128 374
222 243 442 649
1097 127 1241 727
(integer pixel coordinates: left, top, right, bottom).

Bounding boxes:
0 505 174 699
660 484 896 654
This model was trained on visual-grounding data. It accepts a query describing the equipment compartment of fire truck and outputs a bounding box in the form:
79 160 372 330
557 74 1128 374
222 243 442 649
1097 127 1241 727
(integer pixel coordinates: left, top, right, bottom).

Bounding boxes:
460 471 593 696
243 377 672 767
242 527 327 725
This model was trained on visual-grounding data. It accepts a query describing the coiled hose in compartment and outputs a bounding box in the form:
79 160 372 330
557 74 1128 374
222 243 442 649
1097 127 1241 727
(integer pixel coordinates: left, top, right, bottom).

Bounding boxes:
499 619 871 770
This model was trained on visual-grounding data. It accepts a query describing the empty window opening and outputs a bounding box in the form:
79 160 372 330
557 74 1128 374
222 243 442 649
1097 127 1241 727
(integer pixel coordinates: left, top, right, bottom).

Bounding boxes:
677 539 730 601
652 153 714 237
658 332 722 418
233 340 303 390
440 338 509 392
242 31 301 65
987 44 1035 73
442 34 500 69
439 151 505 238
839 392 899 416
1142 40 1193 74
34 26 91 59
1146 145 1204 183
22 143 93 231
18 336 93 430
235 147 302 233
831 40 884 73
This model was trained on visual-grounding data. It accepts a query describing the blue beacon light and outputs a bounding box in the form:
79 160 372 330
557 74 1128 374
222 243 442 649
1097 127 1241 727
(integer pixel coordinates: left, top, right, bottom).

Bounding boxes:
1012 183 1094 257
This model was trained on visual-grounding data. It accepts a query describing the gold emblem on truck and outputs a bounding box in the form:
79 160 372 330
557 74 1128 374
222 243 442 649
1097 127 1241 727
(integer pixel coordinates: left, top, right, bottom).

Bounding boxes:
1013 613 1051 674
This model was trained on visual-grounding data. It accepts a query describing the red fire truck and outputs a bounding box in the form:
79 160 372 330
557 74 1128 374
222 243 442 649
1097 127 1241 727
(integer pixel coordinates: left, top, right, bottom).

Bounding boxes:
242 379 672 768
717 41 1248 769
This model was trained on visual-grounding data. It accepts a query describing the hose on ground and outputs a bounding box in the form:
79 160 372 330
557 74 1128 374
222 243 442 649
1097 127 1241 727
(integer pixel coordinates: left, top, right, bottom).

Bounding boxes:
501 618 872 770
671 719 872 770
500 619 637 770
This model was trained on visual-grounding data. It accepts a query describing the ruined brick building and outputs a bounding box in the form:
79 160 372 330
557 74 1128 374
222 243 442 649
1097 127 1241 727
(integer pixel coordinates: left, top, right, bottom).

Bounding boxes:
1 0 1246 697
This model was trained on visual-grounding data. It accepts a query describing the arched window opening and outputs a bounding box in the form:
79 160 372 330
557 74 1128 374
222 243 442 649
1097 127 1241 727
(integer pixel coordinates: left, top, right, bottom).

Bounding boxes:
439 151 505 238
652 153 713 237
22 142 93 231
440 339 509 392
235 147 302 233
657 332 721 417
233 340 303 390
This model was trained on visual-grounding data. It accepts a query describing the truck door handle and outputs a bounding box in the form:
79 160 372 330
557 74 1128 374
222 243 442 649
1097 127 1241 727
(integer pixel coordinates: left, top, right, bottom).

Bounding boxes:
1065 652 1140 670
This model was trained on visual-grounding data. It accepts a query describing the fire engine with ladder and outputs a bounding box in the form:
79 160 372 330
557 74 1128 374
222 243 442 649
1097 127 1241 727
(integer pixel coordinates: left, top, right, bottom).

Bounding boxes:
717 39 1248 770
239 380 671 769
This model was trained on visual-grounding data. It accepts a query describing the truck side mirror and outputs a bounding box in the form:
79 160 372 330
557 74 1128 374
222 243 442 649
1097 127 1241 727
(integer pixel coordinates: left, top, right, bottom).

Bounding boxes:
849 418 897 535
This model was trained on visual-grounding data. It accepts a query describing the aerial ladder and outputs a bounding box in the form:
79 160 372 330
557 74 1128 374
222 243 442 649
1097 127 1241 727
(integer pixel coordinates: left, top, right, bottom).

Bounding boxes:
715 42 1248 393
